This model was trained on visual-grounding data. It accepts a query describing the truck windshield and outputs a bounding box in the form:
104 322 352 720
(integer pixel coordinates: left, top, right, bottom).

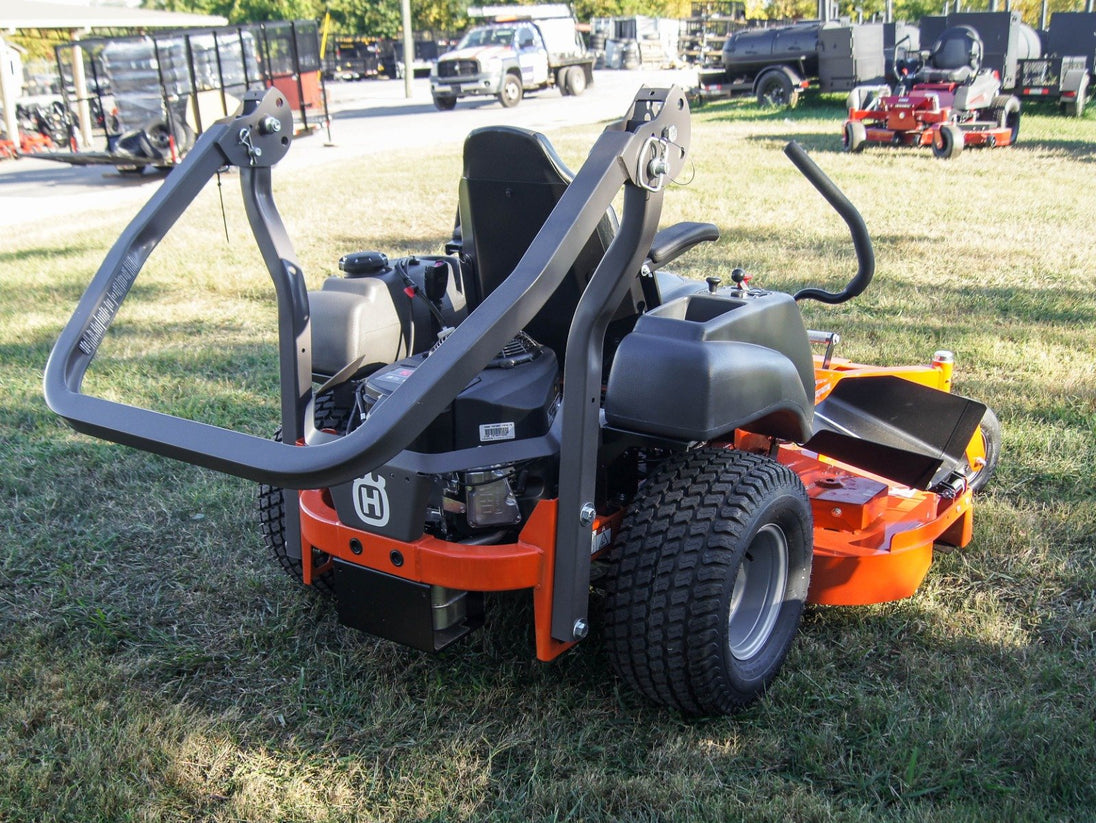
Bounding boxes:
459 26 515 48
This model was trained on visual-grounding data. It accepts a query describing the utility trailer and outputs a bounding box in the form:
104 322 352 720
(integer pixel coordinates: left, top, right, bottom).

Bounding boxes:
694 20 894 107
1018 12 1096 115
48 20 329 173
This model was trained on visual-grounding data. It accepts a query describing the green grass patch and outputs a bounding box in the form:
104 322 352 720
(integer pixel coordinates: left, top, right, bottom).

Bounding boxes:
2 95 1095 821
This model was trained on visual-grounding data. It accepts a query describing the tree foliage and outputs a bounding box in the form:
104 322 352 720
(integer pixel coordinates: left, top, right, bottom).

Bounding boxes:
145 0 1096 36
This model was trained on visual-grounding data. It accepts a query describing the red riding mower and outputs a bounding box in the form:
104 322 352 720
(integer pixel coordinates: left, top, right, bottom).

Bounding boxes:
844 25 1021 159
46 86 999 716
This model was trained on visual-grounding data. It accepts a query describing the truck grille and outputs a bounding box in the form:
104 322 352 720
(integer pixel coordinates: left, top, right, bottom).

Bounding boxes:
437 59 478 79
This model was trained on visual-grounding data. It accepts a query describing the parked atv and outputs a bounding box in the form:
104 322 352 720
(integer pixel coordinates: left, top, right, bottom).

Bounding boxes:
844 25 1021 158
46 86 999 717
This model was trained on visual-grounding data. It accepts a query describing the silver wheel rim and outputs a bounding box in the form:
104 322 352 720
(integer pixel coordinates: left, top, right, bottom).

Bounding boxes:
727 523 789 661
503 79 519 103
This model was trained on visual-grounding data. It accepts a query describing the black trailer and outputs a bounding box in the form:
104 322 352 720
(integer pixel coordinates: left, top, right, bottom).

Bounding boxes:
695 20 890 107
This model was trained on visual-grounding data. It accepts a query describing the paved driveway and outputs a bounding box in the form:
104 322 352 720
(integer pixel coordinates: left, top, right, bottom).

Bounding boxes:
0 69 695 231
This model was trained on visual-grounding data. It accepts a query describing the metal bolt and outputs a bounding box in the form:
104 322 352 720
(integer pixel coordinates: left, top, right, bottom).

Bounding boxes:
579 503 596 526
648 157 669 178
661 124 678 142
573 618 589 639
259 115 282 135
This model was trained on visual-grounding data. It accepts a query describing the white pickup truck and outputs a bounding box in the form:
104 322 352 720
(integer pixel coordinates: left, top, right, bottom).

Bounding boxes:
430 4 595 110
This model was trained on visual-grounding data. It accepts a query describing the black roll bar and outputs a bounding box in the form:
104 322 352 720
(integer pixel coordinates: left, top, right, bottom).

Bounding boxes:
44 86 691 495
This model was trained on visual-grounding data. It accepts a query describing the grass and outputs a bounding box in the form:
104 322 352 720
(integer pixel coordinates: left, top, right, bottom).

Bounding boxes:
2 91 1095 821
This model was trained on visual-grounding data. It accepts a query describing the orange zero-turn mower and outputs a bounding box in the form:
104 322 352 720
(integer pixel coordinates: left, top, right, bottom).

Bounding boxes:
843 25 1021 159
45 85 999 717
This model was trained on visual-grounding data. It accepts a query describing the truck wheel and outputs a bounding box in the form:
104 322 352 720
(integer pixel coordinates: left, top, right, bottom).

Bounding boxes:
433 94 457 111
604 448 813 716
843 120 867 153
964 407 1002 494
257 392 351 596
499 73 523 108
566 65 587 96
557 68 573 96
932 123 964 159
756 71 798 108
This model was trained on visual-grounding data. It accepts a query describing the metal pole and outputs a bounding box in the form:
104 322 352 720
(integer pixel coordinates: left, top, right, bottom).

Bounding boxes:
70 36 93 148
0 36 21 154
401 0 413 98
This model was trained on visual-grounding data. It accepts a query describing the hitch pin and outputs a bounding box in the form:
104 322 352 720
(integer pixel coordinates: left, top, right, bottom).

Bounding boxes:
238 126 262 166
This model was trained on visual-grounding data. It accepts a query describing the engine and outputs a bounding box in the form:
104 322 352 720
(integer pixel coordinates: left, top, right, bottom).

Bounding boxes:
335 332 561 543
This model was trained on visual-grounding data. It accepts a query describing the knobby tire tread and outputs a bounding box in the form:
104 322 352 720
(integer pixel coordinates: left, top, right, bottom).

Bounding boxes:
604 448 811 716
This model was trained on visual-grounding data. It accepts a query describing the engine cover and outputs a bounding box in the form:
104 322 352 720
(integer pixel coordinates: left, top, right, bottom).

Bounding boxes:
363 343 560 454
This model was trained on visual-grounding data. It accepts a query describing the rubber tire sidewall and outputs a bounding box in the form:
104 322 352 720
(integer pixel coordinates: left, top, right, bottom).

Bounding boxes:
932 123 963 159
499 73 523 108
757 72 794 108
844 120 867 152
967 407 1002 494
566 65 587 96
604 448 813 716
257 392 351 595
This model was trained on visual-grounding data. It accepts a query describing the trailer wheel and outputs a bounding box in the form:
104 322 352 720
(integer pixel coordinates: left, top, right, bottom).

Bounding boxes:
433 94 457 111
964 407 1002 494
932 123 964 159
604 448 813 716
843 120 867 153
756 71 798 109
566 65 587 96
498 73 523 108
257 392 351 596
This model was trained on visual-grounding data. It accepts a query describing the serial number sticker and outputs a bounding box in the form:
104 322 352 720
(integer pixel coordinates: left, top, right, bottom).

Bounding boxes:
479 422 515 442
591 527 612 556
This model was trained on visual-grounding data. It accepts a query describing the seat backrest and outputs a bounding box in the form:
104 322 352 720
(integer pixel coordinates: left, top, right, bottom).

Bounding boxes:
926 26 982 78
455 125 634 363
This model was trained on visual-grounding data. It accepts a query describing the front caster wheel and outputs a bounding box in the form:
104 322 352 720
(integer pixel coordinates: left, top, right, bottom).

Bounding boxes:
604 448 813 716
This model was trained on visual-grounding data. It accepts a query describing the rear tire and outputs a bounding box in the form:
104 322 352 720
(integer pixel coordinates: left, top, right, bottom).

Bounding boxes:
566 65 587 96
604 448 813 716
965 407 1002 494
257 392 351 596
932 123 964 159
844 120 867 153
991 95 1021 144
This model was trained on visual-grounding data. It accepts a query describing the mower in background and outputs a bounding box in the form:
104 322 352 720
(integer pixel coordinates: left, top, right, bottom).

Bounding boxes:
843 25 1021 159
46 85 1000 717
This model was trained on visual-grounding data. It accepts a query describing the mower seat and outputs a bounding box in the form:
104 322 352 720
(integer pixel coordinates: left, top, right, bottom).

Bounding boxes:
453 126 714 363
917 26 983 84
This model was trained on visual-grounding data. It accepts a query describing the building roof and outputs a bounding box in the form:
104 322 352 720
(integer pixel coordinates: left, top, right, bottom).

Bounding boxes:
0 0 227 31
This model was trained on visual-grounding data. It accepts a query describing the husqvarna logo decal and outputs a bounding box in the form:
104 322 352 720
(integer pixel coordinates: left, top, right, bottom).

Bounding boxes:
352 473 390 527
